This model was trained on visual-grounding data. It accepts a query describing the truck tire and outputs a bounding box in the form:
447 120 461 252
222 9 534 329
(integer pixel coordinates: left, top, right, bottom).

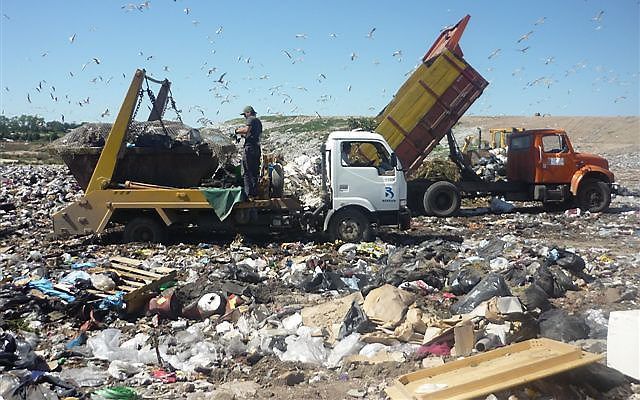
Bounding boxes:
270 163 285 198
423 181 461 217
328 209 373 243
577 179 611 213
123 216 168 243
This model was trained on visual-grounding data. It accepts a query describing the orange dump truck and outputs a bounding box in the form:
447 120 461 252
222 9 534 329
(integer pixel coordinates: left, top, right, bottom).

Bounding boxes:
375 15 616 216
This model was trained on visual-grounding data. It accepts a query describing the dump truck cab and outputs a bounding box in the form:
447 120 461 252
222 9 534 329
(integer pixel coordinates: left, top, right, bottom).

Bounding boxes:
507 129 614 212
322 131 410 241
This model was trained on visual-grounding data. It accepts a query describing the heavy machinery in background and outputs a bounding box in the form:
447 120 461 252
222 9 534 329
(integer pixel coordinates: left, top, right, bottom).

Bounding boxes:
461 127 525 164
373 15 616 216
53 69 410 242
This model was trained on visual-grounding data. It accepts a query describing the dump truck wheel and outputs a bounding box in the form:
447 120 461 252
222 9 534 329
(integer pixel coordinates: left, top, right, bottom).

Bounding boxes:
423 181 461 217
329 209 372 243
270 164 285 198
123 216 168 243
577 179 610 213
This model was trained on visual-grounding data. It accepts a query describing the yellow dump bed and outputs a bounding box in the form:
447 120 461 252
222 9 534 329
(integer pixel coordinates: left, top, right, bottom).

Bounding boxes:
375 15 488 174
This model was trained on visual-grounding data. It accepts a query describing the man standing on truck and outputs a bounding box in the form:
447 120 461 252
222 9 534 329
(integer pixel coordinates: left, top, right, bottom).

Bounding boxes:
235 105 262 200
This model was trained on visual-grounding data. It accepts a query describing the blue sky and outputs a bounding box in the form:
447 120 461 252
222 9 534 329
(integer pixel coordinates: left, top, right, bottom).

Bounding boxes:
1 0 638 126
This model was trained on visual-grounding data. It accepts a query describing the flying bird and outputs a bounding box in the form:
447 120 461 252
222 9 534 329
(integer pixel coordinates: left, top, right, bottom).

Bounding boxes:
92 57 101 64
101 108 110 118
2 13 10 20
614 96 626 103
517 46 531 53
216 72 227 83
591 10 604 22
27 94 31 103
215 26 223 35
488 49 501 59
69 33 77 43
183 7 190 14
350 52 358 61
295 33 308 39
282 49 292 59
366 27 376 39
543 56 555 65
392 50 402 58
517 31 534 43
329 33 338 38
534 17 546 25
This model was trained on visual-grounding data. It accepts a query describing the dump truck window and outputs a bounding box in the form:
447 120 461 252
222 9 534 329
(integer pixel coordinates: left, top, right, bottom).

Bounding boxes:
342 141 394 175
542 135 563 153
510 135 531 151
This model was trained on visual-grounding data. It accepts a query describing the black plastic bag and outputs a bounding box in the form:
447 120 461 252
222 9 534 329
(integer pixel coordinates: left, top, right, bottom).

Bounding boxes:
226 263 263 284
451 272 512 315
449 267 482 295
539 309 589 342
301 270 346 292
520 283 552 311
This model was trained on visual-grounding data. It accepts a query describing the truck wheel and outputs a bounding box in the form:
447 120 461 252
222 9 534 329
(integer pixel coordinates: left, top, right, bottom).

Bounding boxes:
123 216 168 243
423 181 461 217
329 209 372 243
270 163 284 198
577 179 611 213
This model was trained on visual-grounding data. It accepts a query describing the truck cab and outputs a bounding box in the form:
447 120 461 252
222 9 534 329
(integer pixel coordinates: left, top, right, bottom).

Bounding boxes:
507 129 615 212
321 131 410 242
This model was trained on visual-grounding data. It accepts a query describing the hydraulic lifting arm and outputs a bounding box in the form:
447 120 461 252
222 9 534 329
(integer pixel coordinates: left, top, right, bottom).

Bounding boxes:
85 69 146 193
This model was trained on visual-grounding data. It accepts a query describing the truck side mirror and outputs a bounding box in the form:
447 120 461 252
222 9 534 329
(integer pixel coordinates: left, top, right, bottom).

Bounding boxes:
391 153 398 168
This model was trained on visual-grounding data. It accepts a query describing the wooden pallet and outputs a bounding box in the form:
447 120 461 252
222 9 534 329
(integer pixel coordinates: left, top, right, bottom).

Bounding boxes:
87 256 176 313
386 338 604 400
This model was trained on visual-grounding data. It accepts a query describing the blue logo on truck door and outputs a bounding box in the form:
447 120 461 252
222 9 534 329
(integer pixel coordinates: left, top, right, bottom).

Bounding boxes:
383 187 396 202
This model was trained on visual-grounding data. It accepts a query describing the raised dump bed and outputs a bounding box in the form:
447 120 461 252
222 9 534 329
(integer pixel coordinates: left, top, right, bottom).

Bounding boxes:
375 15 489 174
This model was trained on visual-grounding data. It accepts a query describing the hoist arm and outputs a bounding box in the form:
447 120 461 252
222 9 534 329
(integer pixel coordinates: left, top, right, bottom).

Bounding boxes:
86 69 145 193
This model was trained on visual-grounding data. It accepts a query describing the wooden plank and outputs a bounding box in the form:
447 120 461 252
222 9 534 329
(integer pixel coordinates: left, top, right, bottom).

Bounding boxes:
120 278 145 288
110 256 144 266
387 338 604 400
107 268 154 283
108 263 162 279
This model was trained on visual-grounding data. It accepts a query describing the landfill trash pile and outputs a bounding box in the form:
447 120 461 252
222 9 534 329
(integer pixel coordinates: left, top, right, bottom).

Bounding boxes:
1 143 640 399
472 147 508 182
52 121 206 149
409 159 461 182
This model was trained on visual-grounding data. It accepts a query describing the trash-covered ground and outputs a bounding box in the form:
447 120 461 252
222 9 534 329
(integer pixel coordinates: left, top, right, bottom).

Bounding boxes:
1 140 640 399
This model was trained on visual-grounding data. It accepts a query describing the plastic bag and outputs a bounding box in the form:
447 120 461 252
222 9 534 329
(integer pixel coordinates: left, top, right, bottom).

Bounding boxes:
325 333 363 368
539 309 589 342
451 273 511 315
275 327 327 365
108 360 142 380
60 366 110 387
583 309 608 339
448 267 482 295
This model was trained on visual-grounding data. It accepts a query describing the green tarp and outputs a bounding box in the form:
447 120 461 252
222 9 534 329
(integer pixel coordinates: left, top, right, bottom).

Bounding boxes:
199 187 243 221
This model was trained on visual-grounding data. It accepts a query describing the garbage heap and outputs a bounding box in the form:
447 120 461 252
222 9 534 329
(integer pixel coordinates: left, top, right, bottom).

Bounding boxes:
472 148 508 182
1 159 639 399
1 227 639 398
50 121 236 190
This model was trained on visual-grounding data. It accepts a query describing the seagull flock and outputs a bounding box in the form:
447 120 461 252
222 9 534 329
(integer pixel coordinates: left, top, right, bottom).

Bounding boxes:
1 4 634 124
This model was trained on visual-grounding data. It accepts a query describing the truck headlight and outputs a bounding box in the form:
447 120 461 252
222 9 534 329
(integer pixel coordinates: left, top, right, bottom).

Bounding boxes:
400 199 407 207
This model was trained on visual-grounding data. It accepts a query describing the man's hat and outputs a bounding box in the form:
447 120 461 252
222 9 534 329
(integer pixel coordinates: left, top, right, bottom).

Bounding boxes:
241 105 255 115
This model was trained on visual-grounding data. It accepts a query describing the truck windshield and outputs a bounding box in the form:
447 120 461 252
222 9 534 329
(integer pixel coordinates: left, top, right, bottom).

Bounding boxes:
341 141 394 175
